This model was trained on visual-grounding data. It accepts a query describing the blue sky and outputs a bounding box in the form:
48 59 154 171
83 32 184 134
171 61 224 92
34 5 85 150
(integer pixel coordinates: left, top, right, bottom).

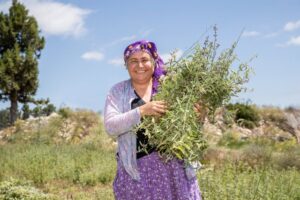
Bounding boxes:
0 0 299 112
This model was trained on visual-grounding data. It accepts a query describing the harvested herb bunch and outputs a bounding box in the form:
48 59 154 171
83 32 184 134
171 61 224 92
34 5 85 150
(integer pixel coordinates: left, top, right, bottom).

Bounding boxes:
137 31 252 164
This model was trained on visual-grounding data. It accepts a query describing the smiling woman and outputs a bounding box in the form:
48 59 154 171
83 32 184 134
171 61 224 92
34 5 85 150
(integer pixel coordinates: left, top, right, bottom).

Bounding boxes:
104 40 202 199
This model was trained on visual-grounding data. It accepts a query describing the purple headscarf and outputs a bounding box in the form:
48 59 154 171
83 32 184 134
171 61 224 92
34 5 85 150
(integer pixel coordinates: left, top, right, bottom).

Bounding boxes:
124 40 167 95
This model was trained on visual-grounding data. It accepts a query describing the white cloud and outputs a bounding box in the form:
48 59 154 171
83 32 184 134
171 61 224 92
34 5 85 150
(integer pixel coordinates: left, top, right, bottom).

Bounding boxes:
284 20 300 31
287 36 300 46
161 49 183 63
0 0 91 37
108 58 124 66
242 31 260 37
276 36 300 47
81 51 104 61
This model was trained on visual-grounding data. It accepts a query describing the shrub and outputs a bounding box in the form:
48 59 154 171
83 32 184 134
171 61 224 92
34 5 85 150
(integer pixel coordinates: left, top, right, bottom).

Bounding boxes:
226 103 260 129
240 144 272 168
0 179 54 200
217 130 249 148
0 108 10 130
274 146 300 170
58 107 73 119
259 106 286 125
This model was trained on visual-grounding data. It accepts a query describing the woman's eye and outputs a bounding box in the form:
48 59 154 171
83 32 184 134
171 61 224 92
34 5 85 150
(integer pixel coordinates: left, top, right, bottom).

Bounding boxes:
129 60 138 65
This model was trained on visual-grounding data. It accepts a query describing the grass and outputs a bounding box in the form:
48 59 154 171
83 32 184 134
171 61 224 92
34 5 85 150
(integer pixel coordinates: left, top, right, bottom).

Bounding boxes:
0 142 116 198
0 109 300 199
1 138 299 199
199 164 300 200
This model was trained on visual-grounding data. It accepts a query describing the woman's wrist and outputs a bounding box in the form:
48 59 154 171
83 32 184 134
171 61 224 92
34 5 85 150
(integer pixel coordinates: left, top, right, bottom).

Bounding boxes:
139 106 145 117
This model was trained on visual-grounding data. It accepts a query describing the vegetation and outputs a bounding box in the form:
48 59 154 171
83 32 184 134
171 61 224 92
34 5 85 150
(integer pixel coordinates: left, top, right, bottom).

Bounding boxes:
0 108 10 129
199 163 300 200
0 179 53 200
0 108 299 199
226 103 260 129
0 0 45 124
138 27 252 163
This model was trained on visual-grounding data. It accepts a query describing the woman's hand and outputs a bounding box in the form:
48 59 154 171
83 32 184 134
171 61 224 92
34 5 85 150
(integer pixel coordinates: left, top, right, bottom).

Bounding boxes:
194 102 208 123
139 101 167 117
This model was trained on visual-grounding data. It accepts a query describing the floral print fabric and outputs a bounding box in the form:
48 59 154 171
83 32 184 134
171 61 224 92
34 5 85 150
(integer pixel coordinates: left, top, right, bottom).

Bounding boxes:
113 152 202 200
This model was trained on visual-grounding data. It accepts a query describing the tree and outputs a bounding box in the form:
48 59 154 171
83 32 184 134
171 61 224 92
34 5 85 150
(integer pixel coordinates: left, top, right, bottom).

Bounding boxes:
30 102 56 118
0 0 45 124
42 103 56 116
21 103 30 119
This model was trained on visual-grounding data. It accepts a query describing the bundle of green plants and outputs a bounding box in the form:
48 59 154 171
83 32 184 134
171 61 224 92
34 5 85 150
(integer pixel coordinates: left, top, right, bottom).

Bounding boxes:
138 28 252 163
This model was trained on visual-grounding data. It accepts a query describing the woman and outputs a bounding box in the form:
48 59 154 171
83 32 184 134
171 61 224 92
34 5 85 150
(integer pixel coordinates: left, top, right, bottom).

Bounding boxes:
104 40 202 199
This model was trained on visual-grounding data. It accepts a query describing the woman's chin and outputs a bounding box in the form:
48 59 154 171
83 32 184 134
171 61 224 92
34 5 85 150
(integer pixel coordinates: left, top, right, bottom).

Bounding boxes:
132 77 152 84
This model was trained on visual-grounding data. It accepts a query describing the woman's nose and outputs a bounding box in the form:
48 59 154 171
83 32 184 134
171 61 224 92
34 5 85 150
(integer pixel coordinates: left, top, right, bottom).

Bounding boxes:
137 61 144 68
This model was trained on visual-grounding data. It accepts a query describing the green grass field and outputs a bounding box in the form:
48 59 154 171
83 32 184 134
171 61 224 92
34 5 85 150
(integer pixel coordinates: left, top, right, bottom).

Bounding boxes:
1 140 300 199
0 110 299 199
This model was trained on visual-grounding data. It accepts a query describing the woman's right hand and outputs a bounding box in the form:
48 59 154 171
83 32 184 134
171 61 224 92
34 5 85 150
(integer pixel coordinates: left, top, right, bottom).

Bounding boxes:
139 101 167 117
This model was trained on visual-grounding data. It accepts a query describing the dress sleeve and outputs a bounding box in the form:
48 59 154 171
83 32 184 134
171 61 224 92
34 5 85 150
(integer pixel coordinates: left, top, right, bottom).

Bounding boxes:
104 87 141 137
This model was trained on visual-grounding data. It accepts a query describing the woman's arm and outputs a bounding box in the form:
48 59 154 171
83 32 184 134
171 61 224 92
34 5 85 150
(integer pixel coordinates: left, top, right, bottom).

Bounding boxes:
104 90 141 137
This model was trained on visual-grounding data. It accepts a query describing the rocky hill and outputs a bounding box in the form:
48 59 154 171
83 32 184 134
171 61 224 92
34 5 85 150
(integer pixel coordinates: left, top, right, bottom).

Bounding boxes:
0 107 299 145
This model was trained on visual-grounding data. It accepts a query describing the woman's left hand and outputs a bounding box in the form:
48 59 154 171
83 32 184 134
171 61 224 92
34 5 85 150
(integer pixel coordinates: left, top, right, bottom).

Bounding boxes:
193 102 207 123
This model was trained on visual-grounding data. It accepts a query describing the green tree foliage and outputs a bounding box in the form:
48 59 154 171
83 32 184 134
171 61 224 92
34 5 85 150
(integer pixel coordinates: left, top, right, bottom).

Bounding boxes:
31 103 56 118
0 0 45 124
42 103 56 116
21 103 30 119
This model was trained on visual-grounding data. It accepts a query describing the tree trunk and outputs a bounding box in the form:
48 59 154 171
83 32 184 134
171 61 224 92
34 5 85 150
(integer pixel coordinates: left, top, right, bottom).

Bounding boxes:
10 91 18 125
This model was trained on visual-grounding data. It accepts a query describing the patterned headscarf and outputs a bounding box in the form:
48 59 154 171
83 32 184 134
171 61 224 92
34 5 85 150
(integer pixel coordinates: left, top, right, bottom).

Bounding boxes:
124 40 166 95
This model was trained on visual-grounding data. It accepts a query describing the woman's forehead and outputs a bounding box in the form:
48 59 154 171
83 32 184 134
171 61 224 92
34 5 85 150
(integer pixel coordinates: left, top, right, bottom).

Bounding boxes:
128 51 151 60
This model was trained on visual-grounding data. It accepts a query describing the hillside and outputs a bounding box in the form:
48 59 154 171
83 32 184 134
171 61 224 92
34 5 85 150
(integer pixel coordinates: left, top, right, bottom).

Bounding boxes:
0 106 299 199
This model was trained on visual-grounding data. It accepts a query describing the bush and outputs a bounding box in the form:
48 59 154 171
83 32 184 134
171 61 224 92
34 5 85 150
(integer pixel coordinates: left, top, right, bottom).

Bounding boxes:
58 107 73 119
217 130 248 148
259 106 286 126
240 144 272 168
0 108 10 130
274 146 300 170
31 104 56 118
0 179 54 200
22 104 31 120
226 103 260 129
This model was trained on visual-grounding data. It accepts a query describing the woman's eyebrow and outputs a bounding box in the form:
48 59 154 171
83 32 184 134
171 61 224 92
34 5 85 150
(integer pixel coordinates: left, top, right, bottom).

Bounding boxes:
128 58 138 61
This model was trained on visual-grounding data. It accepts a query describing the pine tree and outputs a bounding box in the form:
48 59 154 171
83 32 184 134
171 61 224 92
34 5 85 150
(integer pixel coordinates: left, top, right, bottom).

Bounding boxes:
0 0 45 124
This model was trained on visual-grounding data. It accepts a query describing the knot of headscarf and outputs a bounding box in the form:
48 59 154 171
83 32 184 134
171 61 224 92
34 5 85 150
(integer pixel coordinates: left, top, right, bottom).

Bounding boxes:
124 40 166 95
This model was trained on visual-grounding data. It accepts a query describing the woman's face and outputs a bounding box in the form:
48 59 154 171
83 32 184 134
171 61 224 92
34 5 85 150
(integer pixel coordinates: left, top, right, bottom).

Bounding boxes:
126 51 154 85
